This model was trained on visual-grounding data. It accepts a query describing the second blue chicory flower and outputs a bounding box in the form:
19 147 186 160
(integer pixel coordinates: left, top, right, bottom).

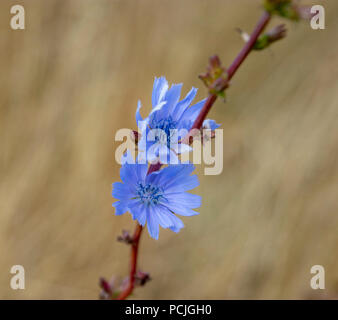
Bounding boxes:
112 155 201 239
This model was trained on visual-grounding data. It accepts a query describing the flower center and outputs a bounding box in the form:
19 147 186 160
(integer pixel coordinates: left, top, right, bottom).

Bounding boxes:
151 117 177 146
136 183 164 205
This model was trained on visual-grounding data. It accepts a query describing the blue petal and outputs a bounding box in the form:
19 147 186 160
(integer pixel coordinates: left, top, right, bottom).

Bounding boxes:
179 98 207 124
147 142 161 163
148 101 166 120
120 149 135 165
119 166 137 190
165 192 202 209
120 162 148 186
146 206 160 240
152 76 168 107
203 119 221 130
136 126 149 153
169 217 184 232
147 101 167 130
172 87 198 121
158 145 170 164
166 174 199 193
152 205 173 229
150 95 181 125
169 149 180 165
160 199 199 217
135 100 143 124
157 205 185 232
113 201 128 216
129 199 147 226
152 84 182 122
112 182 134 200
135 163 148 181
164 84 182 112
146 164 197 191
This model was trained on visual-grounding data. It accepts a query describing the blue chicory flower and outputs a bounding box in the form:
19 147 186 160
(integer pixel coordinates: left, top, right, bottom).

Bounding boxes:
136 76 220 164
112 155 201 240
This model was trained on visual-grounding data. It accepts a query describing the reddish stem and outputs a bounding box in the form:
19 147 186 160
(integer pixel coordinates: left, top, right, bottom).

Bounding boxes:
117 10 271 300
227 11 271 80
190 11 271 132
117 224 143 300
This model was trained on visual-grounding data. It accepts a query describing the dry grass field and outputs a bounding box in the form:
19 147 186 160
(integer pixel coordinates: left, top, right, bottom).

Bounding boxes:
0 0 338 299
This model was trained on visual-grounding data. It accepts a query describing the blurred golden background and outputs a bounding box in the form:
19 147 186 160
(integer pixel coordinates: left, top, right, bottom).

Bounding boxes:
1 0 337 299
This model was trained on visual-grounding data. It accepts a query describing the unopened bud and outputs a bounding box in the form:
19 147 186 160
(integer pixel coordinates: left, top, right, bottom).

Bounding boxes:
265 24 287 42
135 271 151 287
99 277 113 300
240 24 287 50
199 55 228 96
296 6 315 21
117 230 134 244
263 0 300 21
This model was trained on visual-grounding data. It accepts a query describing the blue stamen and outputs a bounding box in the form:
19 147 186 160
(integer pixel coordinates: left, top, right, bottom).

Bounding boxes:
136 182 164 205
151 117 177 146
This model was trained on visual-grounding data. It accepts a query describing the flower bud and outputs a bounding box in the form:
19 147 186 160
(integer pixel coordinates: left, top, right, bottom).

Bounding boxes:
117 230 134 245
99 277 114 300
263 0 300 21
199 55 228 96
135 271 151 286
237 24 287 50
